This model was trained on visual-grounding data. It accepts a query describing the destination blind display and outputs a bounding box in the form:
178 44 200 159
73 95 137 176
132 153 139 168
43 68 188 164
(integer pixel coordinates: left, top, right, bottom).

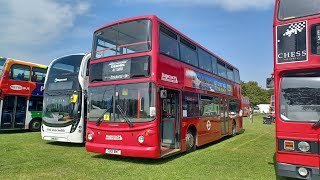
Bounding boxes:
104 59 131 80
90 56 150 82
277 21 307 63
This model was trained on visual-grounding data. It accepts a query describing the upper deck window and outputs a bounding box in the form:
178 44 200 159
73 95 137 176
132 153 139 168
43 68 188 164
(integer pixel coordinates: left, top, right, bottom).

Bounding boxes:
198 48 212 73
211 56 218 75
93 19 152 59
180 38 198 67
278 0 320 20
32 67 46 83
226 66 234 81
10 64 30 81
46 55 83 91
217 60 227 78
234 69 240 84
160 25 179 59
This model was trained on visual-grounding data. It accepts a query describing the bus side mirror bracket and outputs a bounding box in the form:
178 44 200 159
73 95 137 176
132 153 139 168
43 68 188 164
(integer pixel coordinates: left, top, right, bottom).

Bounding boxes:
266 77 274 89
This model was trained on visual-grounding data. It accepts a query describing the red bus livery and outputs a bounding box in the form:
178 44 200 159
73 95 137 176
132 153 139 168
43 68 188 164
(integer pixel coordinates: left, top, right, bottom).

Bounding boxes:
273 1 320 179
86 15 243 158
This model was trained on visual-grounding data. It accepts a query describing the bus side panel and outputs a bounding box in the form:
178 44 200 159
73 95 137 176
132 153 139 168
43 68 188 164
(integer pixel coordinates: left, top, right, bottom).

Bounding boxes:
181 117 221 149
196 117 221 146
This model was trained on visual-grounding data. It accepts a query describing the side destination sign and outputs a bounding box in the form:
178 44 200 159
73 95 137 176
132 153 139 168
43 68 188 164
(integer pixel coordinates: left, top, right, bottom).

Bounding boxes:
185 69 233 95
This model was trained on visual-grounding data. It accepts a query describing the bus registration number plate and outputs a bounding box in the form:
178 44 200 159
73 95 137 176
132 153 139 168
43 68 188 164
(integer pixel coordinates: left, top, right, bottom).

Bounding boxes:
105 149 121 155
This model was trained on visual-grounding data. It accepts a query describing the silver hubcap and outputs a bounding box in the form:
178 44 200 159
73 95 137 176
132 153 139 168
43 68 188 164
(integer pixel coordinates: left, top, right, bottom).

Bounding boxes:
186 133 194 149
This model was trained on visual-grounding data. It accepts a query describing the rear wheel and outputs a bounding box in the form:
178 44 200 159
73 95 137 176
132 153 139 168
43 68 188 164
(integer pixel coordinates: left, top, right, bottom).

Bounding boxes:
186 129 196 152
30 119 41 132
232 122 237 137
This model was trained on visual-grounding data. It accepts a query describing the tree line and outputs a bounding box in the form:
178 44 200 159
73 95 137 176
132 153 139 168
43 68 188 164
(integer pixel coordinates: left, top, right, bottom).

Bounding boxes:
241 81 273 107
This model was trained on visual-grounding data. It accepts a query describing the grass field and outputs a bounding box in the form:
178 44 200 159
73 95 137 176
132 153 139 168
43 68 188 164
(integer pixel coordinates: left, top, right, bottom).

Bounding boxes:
0 116 293 180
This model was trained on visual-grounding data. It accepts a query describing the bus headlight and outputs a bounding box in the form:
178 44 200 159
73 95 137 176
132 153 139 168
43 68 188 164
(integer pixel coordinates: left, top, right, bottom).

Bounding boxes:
87 133 93 141
298 141 310 152
298 167 308 177
138 136 144 144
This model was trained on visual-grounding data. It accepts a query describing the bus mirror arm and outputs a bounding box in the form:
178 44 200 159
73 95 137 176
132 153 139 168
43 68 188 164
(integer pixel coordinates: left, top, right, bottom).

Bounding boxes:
312 119 320 129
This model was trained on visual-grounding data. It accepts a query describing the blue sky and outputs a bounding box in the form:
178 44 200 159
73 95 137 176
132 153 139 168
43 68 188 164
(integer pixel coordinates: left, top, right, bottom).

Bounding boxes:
0 0 275 88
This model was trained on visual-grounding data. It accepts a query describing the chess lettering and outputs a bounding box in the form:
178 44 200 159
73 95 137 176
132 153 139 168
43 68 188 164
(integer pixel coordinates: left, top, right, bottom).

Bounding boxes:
277 50 307 59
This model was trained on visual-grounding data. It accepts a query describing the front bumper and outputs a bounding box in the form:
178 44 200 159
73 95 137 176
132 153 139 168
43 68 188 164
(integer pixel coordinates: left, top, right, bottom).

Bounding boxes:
277 162 320 180
86 142 160 159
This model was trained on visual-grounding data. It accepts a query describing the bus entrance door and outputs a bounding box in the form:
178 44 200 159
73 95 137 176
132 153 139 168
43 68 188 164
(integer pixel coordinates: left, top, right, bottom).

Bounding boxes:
0 96 28 129
160 89 181 157
220 98 229 136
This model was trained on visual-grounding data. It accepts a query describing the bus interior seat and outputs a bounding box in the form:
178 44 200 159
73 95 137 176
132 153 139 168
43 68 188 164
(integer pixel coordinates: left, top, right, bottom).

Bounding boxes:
15 112 25 124
3 112 13 125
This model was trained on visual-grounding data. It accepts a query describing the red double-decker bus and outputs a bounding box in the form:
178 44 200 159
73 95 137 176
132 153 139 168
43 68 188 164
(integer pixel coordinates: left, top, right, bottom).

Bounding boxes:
241 96 250 117
273 0 320 179
86 15 243 158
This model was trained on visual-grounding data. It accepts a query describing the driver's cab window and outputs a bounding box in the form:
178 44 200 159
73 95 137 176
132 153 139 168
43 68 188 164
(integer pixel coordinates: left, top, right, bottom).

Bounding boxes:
10 64 30 81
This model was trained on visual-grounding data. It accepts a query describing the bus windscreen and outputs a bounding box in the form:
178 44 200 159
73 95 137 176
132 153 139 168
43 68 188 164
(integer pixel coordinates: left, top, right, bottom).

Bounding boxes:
280 71 320 122
278 0 320 20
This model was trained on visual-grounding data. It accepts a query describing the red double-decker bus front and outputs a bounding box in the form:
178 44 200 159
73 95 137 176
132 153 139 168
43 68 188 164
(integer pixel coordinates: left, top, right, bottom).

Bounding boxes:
86 15 242 159
274 0 320 179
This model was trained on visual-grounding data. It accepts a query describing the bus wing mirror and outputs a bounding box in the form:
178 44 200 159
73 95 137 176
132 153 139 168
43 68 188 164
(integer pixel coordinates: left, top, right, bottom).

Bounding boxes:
160 90 167 99
266 77 274 89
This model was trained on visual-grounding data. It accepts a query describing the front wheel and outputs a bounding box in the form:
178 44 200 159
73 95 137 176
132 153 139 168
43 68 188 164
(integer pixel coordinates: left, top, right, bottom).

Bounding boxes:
30 119 41 132
186 129 196 152
232 122 237 137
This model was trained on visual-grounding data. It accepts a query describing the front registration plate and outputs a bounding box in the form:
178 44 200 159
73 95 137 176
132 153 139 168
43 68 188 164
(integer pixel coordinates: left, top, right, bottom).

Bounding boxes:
105 149 121 155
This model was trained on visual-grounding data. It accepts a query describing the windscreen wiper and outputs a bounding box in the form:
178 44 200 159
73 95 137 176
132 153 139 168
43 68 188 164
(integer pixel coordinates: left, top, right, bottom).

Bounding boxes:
95 106 111 126
116 105 133 127
312 119 320 129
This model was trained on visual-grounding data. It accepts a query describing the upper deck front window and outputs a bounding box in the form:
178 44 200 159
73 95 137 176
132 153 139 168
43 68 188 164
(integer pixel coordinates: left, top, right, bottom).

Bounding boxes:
93 19 152 59
278 0 320 20
46 55 83 91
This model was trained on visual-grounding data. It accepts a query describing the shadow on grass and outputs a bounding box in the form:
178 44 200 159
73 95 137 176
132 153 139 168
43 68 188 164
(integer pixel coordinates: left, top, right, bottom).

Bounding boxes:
92 152 186 165
196 129 246 150
268 153 298 180
47 141 85 147
0 130 29 134
92 129 246 164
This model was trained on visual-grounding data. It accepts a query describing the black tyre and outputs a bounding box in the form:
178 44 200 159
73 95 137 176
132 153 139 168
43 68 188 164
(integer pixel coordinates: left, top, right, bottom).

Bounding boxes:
30 119 41 132
232 122 237 137
186 129 196 152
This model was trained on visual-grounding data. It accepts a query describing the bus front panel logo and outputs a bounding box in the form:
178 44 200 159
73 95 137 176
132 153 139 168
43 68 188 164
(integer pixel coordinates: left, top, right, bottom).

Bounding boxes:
277 21 307 64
